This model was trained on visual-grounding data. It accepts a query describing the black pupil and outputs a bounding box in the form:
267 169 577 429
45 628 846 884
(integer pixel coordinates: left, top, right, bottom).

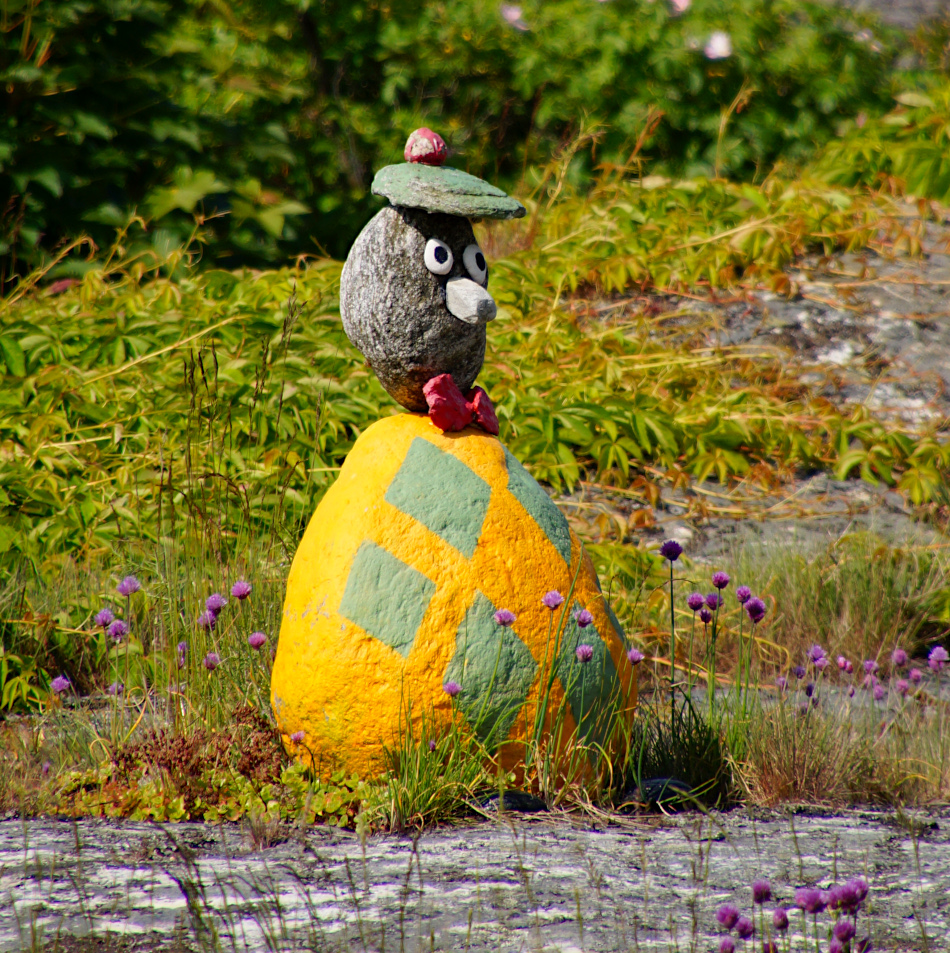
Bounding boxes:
475 252 486 271
434 245 448 264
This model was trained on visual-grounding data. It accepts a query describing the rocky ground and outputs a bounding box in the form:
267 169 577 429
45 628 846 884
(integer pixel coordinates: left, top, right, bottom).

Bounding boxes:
560 207 950 563
2 808 948 952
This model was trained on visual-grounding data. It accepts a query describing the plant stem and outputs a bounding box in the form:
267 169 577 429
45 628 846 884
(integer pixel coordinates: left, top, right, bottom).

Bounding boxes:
669 560 676 737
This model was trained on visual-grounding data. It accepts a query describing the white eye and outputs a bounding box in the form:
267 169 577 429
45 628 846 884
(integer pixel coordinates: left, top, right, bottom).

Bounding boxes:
462 244 488 285
424 238 453 275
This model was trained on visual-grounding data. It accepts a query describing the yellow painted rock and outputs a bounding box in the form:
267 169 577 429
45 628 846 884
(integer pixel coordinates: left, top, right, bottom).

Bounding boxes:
271 413 636 778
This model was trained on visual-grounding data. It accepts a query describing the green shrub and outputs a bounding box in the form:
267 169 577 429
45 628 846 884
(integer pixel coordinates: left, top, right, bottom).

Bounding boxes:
812 81 950 202
1 0 903 279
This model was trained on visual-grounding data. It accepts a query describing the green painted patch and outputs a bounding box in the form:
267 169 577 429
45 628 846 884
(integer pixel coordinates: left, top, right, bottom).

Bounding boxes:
556 606 620 745
338 541 435 658
385 438 492 559
444 591 538 744
503 448 572 564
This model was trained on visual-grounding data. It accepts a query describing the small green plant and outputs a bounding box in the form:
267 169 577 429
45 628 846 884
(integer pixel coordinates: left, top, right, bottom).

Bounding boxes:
624 694 733 809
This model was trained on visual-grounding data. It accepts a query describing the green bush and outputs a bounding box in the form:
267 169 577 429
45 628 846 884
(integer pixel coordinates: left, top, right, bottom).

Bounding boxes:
812 82 950 201
2 0 901 280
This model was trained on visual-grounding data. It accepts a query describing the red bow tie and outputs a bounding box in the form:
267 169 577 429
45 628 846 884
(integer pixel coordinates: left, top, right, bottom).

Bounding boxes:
422 374 499 435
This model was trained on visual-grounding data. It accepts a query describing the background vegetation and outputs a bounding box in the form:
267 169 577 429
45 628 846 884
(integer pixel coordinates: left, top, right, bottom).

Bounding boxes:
0 0 918 280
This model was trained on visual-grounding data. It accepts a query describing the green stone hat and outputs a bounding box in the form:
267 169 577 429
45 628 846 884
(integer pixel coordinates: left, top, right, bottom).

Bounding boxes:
372 129 526 221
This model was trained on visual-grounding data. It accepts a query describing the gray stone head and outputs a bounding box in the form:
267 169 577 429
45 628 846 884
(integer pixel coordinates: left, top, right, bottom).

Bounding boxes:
340 205 497 412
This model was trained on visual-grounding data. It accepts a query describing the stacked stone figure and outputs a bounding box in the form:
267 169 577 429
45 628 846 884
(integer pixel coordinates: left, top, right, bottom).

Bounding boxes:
271 129 636 777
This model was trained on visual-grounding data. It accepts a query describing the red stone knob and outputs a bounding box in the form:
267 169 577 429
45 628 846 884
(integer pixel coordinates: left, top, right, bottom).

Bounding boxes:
404 128 448 166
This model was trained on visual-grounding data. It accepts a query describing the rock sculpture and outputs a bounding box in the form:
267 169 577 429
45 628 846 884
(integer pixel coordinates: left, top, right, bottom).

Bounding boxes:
271 130 636 777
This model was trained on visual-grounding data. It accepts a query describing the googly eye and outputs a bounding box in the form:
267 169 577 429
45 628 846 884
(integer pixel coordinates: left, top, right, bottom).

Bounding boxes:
424 238 454 276
462 244 488 285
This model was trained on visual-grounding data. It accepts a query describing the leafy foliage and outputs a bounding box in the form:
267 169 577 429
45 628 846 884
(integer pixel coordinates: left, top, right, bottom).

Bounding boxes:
813 82 950 203
1 0 905 279
2 165 948 574
57 716 378 825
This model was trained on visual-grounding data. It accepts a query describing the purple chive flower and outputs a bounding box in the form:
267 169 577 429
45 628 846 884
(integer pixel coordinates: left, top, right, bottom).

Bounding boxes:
863 659 879 675
574 608 594 628
248 631 267 650
735 917 754 940
41 760 51 776
752 879 772 904
197 610 217 630
795 887 826 914
805 682 815 697
687 592 705 612
837 655 849 670
772 908 789 932
443 681 462 698
542 590 564 610
659 539 682 561
706 592 724 610
716 904 741 930
745 597 767 624
814 657 829 671
862 674 877 690
829 941 844 953
793 665 806 680
627 648 645 665
428 739 436 752
231 580 252 600
177 640 188 656
848 685 856 697
575 644 594 663
50 675 70 694
896 678 910 696
856 939 873 953
775 675 788 691
494 609 516 627
826 884 843 910
107 682 124 696
891 647 909 668
117 575 141 597
290 730 305 744
807 644 826 664
108 620 129 642
203 651 221 671
910 667 923 684
94 608 115 628
206 593 228 615
928 645 949 672
873 683 885 701
735 585 752 604
712 571 730 590
833 920 856 943
719 939 736 953
699 607 713 624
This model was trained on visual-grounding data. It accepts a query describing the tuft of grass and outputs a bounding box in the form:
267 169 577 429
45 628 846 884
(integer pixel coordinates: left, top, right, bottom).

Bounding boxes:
624 697 734 809
366 705 493 833
735 689 950 807
732 535 950 669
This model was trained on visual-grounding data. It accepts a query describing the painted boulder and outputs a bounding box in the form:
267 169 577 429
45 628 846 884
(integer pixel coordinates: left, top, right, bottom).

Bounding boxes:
271 413 637 778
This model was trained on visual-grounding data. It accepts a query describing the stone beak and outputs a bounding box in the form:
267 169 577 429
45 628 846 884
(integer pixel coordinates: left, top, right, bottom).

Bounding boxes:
445 277 497 325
